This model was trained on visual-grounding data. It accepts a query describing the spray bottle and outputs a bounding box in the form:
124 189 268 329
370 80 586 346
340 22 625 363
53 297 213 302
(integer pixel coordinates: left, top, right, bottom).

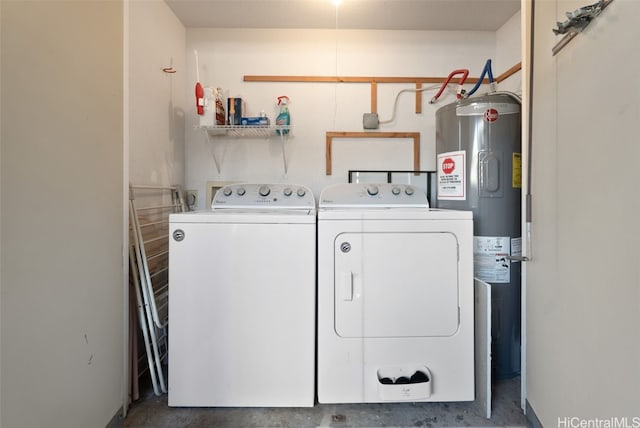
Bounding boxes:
275 96 290 135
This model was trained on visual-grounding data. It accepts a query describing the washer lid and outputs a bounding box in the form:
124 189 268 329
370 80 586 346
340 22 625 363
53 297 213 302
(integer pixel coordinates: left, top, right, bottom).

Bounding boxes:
319 183 428 208
212 183 315 210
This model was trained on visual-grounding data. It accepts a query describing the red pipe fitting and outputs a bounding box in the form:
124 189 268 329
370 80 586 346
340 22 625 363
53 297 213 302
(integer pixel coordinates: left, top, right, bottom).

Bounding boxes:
430 69 469 104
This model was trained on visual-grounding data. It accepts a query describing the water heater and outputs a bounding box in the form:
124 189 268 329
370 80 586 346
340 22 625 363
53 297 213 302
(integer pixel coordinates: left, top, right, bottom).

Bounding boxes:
435 93 521 379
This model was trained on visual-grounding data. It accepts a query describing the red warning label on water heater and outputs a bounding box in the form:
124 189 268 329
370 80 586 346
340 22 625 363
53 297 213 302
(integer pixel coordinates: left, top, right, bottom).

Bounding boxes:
437 150 466 200
484 108 499 122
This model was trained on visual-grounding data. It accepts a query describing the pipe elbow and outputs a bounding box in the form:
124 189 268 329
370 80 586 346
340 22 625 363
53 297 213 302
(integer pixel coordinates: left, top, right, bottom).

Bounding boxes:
432 68 470 103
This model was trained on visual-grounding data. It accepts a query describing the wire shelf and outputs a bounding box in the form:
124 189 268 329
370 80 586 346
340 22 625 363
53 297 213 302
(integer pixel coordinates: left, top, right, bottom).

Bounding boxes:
202 125 291 138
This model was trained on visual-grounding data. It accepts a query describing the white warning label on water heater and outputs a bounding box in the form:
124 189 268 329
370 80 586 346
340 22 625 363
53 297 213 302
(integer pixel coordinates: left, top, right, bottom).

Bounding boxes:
474 236 511 283
437 150 466 200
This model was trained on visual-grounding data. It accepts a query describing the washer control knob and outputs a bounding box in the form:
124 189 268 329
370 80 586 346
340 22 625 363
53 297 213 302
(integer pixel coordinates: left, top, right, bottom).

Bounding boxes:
223 187 232 197
366 185 379 196
296 188 306 197
405 186 415 196
258 185 271 197
283 187 293 197
236 187 246 196
391 186 401 195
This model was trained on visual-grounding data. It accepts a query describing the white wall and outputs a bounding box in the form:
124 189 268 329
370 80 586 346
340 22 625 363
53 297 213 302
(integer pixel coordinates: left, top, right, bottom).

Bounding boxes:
130 0 186 186
0 2 3 420
496 10 522 94
185 28 513 205
527 0 640 424
0 2 125 427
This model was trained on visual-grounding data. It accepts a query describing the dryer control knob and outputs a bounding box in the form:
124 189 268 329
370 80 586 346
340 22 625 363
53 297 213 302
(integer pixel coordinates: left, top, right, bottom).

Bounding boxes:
237 187 246 196
223 187 232 197
296 188 306 197
366 185 379 196
405 186 415 196
258 185 271 197
391 186 401 195
283 187 293 197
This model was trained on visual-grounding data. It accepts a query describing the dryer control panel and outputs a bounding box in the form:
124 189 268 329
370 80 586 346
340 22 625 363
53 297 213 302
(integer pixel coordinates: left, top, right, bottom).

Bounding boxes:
212 183 315 209
319 183 428 208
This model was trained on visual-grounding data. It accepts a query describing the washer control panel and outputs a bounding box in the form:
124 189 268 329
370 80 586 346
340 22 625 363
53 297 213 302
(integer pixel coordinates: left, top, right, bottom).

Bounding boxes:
212 183 315 209
319 183 428 208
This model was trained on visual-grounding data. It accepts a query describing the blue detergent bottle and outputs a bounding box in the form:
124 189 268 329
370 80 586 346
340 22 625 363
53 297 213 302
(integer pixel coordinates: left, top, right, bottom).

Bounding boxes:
275 96 290 135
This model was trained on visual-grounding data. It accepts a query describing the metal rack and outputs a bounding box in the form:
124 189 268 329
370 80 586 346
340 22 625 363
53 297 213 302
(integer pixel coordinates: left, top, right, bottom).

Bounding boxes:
200 125 292 174
129 184 185 395
552 0 613 56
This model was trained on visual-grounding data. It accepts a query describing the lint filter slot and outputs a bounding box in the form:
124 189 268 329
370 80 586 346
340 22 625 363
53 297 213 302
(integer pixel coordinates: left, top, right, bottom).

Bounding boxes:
376 366 432 401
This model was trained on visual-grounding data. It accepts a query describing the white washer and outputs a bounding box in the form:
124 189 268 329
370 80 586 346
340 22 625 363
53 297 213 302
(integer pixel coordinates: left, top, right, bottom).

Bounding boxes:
317 183 474 403
168 183 316 407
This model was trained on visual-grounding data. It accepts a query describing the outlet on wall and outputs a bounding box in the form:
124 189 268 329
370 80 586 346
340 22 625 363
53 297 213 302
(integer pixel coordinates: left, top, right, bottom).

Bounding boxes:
185 190 198 211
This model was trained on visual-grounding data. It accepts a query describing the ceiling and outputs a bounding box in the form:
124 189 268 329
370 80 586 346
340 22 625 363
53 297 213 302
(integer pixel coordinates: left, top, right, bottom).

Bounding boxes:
165 0 521 31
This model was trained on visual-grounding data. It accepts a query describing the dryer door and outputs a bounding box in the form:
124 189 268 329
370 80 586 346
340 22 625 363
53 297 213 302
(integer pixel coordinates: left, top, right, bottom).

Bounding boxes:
335 232 460 338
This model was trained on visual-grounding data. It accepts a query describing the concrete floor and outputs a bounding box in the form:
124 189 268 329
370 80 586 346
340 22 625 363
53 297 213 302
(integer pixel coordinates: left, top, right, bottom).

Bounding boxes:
124 376 527 427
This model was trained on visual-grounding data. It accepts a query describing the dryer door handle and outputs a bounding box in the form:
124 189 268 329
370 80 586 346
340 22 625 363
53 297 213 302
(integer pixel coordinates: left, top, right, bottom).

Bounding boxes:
341 271 354 301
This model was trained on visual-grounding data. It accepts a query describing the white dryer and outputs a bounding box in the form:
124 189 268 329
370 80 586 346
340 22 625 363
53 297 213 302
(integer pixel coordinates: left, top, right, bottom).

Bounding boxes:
168 183 316 407
317 183 474 403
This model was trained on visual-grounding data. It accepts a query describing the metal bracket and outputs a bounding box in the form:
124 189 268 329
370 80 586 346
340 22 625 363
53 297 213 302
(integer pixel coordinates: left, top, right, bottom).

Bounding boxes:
506 255 530 262
552 0 614 56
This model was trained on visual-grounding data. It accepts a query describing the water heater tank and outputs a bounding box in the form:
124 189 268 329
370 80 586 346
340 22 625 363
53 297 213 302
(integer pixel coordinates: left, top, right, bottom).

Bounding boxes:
435 93 522 379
